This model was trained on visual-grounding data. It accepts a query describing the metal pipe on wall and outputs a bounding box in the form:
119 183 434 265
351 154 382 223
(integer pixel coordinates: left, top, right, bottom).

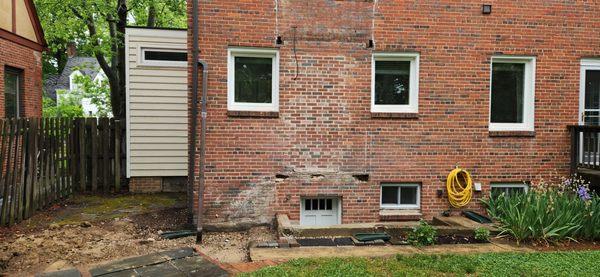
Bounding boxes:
189 0 208 243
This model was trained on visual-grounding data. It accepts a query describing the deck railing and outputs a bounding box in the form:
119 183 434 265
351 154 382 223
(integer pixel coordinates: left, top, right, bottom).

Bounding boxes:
568 125 600 173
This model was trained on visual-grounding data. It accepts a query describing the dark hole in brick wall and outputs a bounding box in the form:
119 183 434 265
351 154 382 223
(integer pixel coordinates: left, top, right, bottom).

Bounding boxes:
276 174 289 179
353 174 369 182
162 177 187 192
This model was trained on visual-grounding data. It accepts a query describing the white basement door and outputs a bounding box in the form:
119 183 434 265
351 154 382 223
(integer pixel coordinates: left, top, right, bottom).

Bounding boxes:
300 198 340 226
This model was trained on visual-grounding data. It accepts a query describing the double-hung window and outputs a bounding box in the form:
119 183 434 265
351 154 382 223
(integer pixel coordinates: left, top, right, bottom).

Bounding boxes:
372 53 420 113
489 56 536 131
380 183 420 209
4 67 22 118
228 47 279 112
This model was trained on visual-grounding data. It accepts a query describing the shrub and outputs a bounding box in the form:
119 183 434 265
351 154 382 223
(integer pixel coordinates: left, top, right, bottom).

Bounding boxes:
474 227 491 242
482 176 600 244
408 220 437 246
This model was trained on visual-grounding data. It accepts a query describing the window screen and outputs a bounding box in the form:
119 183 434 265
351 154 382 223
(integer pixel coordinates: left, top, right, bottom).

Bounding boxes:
491 63 525 123
234 57 273 103
374 60 411 105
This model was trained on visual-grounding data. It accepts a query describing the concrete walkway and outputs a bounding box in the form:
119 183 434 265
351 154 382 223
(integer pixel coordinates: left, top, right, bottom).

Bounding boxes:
37 248 229 277
250 241 534 262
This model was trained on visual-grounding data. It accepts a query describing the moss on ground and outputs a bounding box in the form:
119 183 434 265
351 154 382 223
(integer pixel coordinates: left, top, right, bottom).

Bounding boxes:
53 193 185 225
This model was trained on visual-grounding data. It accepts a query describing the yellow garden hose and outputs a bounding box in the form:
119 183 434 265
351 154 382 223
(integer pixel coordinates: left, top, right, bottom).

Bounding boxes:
446 168 473 208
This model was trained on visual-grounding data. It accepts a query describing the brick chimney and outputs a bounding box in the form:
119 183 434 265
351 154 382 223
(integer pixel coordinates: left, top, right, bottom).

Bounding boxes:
67 42 77 58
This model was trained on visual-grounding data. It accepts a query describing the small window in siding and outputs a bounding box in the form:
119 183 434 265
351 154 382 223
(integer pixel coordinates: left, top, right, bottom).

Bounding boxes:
140 48 187 67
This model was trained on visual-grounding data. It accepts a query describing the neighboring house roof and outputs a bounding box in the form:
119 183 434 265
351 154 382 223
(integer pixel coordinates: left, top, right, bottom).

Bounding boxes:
44 56 105 99
0 0 47 51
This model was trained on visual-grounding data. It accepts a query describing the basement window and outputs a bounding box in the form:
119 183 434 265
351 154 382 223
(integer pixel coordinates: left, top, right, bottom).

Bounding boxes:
140 48 187 67
372 53 420 114
489 56 536 131
380 183 420 209
228 47 279 112
490 183 529 198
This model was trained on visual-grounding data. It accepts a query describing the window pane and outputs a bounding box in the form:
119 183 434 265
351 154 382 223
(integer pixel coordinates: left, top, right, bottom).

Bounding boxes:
491 63 525 123
491 186 526 198
585 70 600 110
584 111 600 126
312 199 319 210
319 199 326 210
235 57 272 103
381 186 399 204
400 186 418 205
144 51 187 62
326 199 332 210
506 187 525 196
305 199 311 211
4 71 18 118
375 61 411 105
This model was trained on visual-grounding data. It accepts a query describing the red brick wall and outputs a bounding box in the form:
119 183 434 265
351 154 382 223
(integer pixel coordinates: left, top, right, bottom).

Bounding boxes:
188 0 600 226
0 37 43 118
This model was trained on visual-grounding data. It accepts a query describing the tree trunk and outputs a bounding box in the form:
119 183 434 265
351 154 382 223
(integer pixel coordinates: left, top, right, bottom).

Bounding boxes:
147 4 157 27
115 0 128 120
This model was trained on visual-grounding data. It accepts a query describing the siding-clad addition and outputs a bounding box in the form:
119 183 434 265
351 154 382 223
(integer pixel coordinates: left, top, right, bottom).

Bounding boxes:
125 27 187 177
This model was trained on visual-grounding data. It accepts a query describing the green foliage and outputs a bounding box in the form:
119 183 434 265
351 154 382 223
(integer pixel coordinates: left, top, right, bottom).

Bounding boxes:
42 94 83 118
243 251 600 277
72 74 112 117
474 227 491 242
407 220 437 246
482 181 600 243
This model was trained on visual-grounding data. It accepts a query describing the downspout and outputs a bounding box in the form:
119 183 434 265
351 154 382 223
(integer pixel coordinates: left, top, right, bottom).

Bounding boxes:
190 0 207 243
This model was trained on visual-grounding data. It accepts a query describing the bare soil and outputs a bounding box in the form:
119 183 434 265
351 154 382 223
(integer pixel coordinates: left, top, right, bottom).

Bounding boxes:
0 193 275 276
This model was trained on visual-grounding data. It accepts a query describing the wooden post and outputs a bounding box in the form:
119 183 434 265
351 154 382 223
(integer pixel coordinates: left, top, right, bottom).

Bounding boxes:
114 120 121 191
101 118 109 191
90 118 98 192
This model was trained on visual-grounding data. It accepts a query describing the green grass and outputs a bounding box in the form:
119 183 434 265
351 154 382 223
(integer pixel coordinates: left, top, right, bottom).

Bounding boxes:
244 251 600 276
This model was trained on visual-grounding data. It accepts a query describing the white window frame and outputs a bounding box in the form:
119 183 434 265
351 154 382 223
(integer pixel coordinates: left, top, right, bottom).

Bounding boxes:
490 183 529 195
139 47 187 67
489 56 536 132
228 47 280 112
380 183 420 210
371 53 420 113
69 70 83 91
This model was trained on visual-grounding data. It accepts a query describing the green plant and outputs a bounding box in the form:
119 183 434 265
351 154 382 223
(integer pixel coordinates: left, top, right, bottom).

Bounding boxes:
407 220 437 246
474 227 491 242
482 177 600 244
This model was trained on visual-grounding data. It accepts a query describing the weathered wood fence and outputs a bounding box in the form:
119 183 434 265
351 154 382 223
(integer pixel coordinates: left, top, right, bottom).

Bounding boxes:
0 117 125 226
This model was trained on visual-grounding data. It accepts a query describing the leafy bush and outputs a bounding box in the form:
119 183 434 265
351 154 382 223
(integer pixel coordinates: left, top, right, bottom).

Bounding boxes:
482 176 600 244
474 227 491 242
408 220 437 246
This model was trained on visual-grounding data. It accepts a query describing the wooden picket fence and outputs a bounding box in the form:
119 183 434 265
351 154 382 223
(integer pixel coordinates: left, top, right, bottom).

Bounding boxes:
0 117 125 226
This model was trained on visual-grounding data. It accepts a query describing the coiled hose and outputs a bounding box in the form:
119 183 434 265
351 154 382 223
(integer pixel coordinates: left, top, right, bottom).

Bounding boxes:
446 168 473 208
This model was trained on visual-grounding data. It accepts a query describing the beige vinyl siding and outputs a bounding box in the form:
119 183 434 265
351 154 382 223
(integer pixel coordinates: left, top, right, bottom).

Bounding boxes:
125 28 188 177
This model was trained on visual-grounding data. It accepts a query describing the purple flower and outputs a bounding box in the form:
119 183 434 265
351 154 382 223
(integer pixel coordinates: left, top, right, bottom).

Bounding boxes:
577 186 592 201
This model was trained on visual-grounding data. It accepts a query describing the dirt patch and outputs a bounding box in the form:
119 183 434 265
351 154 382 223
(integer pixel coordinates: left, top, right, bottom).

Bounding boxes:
0 193 275 275
197 226 277 264
436 235 488 245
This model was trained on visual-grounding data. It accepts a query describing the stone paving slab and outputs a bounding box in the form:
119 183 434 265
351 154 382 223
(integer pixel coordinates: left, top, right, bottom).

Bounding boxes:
250 242 533 262
89 253 168 276
40 247 229 277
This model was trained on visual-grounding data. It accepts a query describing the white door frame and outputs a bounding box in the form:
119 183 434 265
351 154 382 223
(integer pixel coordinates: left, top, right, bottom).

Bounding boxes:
579 59 600 124
578 59 600 164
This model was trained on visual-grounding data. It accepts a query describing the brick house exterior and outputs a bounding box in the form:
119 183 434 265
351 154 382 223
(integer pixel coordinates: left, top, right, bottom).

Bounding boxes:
188 0 600 228
0 0 46 118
